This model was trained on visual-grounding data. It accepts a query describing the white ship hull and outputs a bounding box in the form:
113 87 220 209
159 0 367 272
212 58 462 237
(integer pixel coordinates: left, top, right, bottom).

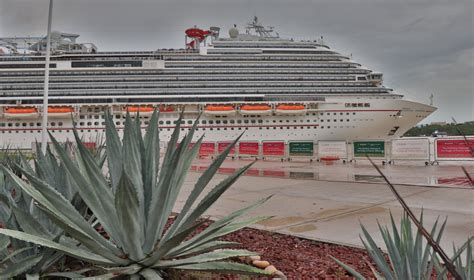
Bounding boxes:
0 98 435 150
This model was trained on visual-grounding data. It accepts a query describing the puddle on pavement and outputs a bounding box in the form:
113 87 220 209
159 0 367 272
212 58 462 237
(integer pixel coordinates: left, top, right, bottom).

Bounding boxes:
257 216 306 227
288 224 317 233
190 164 473 188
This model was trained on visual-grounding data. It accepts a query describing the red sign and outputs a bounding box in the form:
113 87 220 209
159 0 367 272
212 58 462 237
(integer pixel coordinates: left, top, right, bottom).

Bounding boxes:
217 142 235 155
199 142 215 156
436 139 474 158
218 167 236 174
238 142 259 155
245 168 260 176
263 169 287 178
262 141 285 156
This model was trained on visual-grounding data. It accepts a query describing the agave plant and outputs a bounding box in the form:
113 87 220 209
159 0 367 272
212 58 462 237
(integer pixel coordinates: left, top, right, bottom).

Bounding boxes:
331 213 447 279
0 146 95 278
433 238 473 280
0 111 271 278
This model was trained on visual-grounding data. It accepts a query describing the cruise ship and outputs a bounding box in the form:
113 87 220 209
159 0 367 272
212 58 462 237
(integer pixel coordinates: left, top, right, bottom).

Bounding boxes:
0 17 435 151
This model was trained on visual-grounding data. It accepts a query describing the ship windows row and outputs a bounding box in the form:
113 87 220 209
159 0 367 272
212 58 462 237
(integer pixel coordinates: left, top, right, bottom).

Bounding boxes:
0 69 371 77
345 103 370 107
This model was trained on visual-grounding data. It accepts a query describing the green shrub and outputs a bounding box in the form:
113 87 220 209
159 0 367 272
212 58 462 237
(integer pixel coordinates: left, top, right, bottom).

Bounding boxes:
331 213 447 279
0 111 271 278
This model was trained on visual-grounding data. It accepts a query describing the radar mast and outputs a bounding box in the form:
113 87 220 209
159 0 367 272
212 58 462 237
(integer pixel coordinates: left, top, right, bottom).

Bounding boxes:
246 16 279 38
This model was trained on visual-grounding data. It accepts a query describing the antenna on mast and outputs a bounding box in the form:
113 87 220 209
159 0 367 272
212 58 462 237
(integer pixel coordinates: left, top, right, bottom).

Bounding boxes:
429 93 434 106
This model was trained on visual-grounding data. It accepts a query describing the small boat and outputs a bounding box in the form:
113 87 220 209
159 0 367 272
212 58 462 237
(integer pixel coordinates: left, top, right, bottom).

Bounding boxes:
240 104 272 116
123 105 155 116
158 105 175 113
47 106 74 118
4 107 40 119
204 105 236 116
275 104 307 115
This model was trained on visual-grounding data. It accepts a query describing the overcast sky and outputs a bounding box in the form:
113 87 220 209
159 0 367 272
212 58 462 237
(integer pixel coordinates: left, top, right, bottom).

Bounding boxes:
1 0 472 123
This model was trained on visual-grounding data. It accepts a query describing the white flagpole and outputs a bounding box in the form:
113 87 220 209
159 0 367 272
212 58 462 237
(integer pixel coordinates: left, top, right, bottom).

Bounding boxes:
41 0 53 154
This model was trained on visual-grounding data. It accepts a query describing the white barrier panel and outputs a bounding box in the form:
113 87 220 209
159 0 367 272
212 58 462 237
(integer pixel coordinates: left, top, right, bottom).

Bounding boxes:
435 137 474 161
391 138 430 160
318 141 347 159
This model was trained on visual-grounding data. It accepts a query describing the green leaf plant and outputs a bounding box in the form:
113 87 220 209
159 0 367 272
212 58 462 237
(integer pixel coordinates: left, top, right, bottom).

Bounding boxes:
0 110 272 278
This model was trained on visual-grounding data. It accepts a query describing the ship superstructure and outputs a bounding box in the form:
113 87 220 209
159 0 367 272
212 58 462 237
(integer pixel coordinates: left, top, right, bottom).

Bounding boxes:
0 17 435 149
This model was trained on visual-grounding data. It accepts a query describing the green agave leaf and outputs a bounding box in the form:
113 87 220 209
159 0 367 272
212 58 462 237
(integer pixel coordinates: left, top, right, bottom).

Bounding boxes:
377 223 403 279
154 249 257 268
0 246 35 265
360 223 394 279
104 111 123 192
174 241 241 258
0 228 114 265
122 112 145 228
163 132 243 241
168 162 254 243
3 165 123 258
43 269 93 278
115 172 144 261
143 112 184 252
25 273 39 280
48 132 124 250
167 197 271 258
143 221 205 266
139 268 163 280
80 264 142 279
155 128 202 243
36 204 127 265
170 216 270 258
142 110 160 218
329 256 366 280
171 261 271 275
11 205 53 238
0 254 42 278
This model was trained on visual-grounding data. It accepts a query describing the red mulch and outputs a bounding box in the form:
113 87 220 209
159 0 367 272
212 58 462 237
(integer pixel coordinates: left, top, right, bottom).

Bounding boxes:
184 219 376 279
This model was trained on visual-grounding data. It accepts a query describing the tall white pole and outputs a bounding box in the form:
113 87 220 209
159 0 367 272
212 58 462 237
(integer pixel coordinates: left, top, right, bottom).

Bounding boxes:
41 0 53 154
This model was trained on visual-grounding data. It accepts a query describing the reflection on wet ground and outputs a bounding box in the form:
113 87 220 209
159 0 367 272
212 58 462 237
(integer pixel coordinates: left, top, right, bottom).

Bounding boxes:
190 159 474 188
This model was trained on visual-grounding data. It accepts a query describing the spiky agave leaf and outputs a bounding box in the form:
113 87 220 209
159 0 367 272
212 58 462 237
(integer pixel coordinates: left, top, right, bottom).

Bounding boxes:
0 110 272 277
332 212 448 279
0 146 93 277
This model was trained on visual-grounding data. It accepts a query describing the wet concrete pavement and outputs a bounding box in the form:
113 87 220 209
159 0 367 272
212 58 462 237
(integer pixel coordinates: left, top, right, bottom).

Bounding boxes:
176 159 474 256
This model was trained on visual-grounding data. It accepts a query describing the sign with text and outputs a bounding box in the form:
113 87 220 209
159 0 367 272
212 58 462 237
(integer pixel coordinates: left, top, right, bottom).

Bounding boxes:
198 142 215 156
391 138 429 160
238 142 259 155
262 141 285 156
289 141 314 156
354 141 385 158
436 138 474 159
318 141 347 159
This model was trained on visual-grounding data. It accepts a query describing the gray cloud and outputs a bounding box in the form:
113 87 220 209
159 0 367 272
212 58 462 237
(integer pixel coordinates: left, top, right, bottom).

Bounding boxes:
1 0 472 122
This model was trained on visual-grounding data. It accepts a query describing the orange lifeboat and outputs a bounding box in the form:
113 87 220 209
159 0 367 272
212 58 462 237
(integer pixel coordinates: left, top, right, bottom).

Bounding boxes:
275 104 307 115
240 104 272 116
124 105 155 116
48 106 74 118
204 105 236 116
159 105 175 113
4 107 39 119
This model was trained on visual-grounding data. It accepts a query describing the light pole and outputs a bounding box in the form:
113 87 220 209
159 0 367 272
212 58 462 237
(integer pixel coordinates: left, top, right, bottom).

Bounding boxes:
41 0 53 154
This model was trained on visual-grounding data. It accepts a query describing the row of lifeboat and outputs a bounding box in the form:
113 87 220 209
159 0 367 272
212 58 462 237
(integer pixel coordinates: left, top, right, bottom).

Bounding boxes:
204 104 307 116
3 106 74 119
2 104 307 119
